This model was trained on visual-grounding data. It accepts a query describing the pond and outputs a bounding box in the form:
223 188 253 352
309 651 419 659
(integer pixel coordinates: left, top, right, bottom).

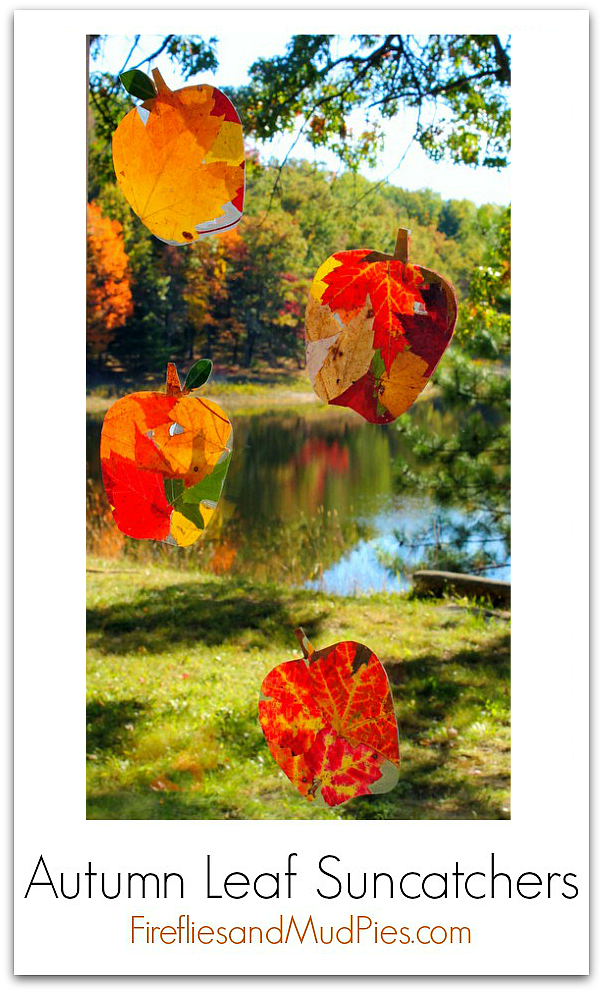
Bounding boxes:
86 401 510 594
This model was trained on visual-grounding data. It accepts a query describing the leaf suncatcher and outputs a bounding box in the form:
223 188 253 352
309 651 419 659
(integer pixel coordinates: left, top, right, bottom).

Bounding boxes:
100 360 232 546
112 67 245 245
259 629 400 807
305 228 457 424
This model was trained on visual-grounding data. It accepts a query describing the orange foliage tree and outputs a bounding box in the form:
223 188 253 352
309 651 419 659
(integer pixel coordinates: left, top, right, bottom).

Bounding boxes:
87 201 133 359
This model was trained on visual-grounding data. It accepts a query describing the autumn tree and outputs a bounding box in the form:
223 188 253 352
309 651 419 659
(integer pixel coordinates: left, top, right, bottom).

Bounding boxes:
86 201 133 361
181 232 240 360
222 212 309 366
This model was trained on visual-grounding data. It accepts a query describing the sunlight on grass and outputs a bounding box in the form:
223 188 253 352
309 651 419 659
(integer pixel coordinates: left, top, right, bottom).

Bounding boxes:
87 560 510 820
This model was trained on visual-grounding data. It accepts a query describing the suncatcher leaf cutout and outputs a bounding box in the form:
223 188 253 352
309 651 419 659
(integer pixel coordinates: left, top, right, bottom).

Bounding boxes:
113 67 245 245
259 629 400 807
305 228 457 424
100 360 232 546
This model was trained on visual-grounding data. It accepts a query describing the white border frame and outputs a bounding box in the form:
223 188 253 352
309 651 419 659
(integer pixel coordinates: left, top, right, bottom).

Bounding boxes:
13 7 589 978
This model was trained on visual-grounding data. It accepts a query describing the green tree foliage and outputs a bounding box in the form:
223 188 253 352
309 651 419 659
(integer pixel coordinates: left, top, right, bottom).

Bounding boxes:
233 34 510 171
394 206 510 574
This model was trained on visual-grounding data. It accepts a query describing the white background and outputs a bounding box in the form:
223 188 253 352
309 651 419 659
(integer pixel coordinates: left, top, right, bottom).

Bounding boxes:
12 5 590 982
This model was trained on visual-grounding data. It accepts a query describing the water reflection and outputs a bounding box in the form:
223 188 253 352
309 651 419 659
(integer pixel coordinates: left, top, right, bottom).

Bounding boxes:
87 402 509 593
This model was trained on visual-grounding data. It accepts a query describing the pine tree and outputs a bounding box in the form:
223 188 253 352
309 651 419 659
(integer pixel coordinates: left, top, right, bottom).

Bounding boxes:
394 207 510 574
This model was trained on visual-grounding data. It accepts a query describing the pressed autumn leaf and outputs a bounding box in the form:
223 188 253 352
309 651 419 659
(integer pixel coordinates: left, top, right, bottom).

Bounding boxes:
305 232 457 424
101 453 172 541
100 362 233 546
259 632 400 807
330 347 431 424
367 260 424 371
305 295 375 403
303 729 387 808
112 70 245 246
318 249 372 315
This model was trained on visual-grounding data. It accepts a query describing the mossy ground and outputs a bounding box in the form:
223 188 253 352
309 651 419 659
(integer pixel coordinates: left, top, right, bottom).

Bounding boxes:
87 560 510 821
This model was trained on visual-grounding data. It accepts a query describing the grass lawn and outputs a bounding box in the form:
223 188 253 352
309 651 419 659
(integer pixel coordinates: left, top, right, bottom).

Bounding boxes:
86 560 510 821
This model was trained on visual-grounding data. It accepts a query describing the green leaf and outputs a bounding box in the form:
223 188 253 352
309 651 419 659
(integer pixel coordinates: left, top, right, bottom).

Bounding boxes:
164 478 184 507
184 359 213 391
371 349 387 381
180 453 232 506
176 502 207 530
119 70 157 101
168 453 232 530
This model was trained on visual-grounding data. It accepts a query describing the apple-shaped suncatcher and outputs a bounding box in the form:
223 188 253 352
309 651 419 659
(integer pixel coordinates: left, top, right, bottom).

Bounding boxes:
112 67 245 245
100 360 232 547
259 629 399 807
305 228 457 424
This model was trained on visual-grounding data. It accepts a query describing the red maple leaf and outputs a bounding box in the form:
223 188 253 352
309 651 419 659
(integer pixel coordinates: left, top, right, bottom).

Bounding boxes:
319 250 373 314
259 639 399 807
101 452 172 541
320 256 428 373
367 261 425 371
304 727 386 806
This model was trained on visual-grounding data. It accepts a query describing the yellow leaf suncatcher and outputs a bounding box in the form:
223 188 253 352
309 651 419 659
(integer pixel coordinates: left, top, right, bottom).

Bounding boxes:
112 68 245 246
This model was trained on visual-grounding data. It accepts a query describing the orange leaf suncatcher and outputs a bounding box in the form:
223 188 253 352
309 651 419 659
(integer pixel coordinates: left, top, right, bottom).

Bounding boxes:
100 360 232 547
259 629 400 807
112 67 245 246
305 228 457 424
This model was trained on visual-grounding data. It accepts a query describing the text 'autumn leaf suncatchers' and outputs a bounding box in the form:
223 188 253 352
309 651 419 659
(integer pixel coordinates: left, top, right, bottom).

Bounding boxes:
100 359 232 547
259 629 400 807
305 228 457 424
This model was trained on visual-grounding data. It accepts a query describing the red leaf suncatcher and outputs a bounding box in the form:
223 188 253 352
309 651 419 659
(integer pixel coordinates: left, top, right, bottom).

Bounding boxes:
259 629 400 807
305 228 457 424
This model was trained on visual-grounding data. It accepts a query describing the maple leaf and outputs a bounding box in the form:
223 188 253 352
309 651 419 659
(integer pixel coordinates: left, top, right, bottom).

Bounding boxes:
259 639 399 807
100 392 178 466
319 250 373 314
317 256 431 374
112 79 245 245
368 261 425 372
101 452 172 541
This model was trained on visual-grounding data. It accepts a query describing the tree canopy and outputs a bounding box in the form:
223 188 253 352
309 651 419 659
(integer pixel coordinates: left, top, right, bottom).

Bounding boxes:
89 33 510 174
234 34 510 171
